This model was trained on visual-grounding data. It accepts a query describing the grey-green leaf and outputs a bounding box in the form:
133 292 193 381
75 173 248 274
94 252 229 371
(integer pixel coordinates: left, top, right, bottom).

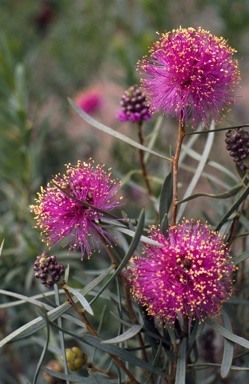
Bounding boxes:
82 334 164 375
68 98 170 161
64 285 94 315
215 185 249 231
159 170 173 224
177 184 242 205
206 317 249 349
175 338 187 384
101 324 143 344
0 266 113 347
221 310 234 378
232 249 249 265
42 369 117 383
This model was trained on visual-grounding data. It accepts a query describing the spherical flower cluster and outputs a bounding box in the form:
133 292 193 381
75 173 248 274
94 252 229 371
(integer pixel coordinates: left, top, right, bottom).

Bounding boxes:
116 85 151 123
129 219 235 323
138 27 240 127
31 160 122 258
225 128 249 171
34 252 65 289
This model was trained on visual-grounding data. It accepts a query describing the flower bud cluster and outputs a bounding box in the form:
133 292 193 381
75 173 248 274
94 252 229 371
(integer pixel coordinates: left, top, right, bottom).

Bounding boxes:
225 128 249 171
34 252 65 289
66 346 87 371
117 85 151 123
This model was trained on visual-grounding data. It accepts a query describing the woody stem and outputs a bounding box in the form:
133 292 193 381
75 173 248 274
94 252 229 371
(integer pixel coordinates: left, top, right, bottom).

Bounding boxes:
172 115 185 225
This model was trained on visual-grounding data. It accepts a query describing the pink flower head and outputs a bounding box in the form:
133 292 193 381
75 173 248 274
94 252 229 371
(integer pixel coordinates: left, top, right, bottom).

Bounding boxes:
31 160 122 258
75 89 103 115
116 85 152 123
138 27 240 127
129 219 235 323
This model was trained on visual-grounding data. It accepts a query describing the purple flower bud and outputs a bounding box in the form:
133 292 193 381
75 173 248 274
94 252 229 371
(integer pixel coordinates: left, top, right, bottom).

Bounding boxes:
116 85 152 123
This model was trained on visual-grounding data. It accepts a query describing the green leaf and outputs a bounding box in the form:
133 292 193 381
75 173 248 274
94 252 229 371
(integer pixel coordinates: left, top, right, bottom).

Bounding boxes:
160 214 169 238
114 226 162 246
177 184 242 205
68 98 171 161
159 170 173 224
187 319 199 355
221 310 234 378
0 266 113 347
64 285 94 315
42 369 118 383
32 313 50 384
175 338 187 384
206 317 249 349
101 324 143 344
82 334 164 375
232 249 249 265
215 184 249 231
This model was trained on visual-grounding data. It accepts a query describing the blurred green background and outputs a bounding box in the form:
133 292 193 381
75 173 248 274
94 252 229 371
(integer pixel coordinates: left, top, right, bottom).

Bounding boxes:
1 1 249 382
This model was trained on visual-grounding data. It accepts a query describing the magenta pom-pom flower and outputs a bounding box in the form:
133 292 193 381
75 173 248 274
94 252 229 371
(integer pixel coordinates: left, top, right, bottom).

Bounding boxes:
138 27 240 127
129 219 236 323
31 160 122 258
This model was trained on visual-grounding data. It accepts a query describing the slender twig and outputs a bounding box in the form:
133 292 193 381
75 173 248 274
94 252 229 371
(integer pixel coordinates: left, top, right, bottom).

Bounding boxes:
63 285 139 384
136 122 152 197
172 116 185 225
185 123 249 135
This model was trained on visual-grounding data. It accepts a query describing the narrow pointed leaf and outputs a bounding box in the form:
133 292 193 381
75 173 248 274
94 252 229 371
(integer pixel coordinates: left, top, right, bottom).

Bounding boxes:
64 285 93 315
0 267 113 347
69 98 170 161
206 317 249 349
159 170 173 224
175 338 187 384
187 319 199 355
101 324 143 344
177 184 242 205
215 185 249 231
115 226 161 246
42 369 117 383
82 334 164 375
32 314 50 384
232 249 249 265
221 310 234 378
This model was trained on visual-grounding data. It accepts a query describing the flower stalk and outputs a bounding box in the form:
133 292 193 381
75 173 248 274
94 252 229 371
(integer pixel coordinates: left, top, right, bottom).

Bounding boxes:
172 116 185 225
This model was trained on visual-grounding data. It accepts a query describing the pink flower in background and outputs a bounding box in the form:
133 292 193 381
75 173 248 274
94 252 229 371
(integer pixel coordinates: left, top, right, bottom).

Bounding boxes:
129 219 235 323
31 160 122 258
75 89 103 115
138 27 240 127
